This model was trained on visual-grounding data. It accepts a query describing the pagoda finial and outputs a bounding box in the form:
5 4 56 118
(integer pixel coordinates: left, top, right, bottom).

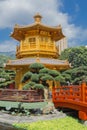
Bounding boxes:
34 13 42 23
15 24 19 27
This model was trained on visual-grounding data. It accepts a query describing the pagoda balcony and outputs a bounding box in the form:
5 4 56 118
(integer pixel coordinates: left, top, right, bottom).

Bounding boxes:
16 43 58 58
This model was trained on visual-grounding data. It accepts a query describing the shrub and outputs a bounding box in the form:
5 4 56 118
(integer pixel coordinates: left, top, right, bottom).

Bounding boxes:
54 75 65 82
39 68 49 74
41 74 54 81
21 72 33 83
31 74 39 83
29 63 44 70
23 81 35 90
48 70 60 77
34 84 44 89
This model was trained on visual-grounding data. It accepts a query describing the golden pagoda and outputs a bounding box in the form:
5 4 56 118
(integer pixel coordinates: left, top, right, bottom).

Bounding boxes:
5 13 70 89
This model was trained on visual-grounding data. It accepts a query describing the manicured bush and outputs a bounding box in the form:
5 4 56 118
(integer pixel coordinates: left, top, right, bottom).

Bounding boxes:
31 74 39 83
34 84 44 89
23 81 35 90
48 70 60 77
39 68 49 74
41 74 54 81
29 63 44 73
21 72 33 83
54 75 65 82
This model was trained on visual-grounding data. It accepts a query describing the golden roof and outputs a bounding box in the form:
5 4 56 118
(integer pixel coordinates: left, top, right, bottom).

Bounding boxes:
10 13 65 41
5 57 70 70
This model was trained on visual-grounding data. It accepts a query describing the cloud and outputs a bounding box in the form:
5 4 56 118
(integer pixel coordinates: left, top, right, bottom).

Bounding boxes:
0 0 87 50
0 0 62 28
0 40 16 52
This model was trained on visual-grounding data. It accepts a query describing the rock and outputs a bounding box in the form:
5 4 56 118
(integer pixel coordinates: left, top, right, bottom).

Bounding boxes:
83 120 87 126
42 102 55 114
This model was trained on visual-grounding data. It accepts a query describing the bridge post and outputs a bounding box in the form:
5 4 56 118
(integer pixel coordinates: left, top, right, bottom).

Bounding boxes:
79 82 87 120
81 81 86 102
79 111 87 120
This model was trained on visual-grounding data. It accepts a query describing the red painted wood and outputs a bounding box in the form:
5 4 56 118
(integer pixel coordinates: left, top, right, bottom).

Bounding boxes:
52 82 87 120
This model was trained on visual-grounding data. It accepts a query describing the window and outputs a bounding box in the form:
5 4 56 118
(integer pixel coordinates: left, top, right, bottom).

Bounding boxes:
45 37 48 42
41 37 44 42
29 38 36 42
40 37 48 42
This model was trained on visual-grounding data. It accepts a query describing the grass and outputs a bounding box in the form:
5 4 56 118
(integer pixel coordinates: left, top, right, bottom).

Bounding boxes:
13 116 87 130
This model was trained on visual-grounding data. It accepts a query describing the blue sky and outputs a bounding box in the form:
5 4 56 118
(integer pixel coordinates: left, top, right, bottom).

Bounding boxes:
62 0 87 28
0 0 87 52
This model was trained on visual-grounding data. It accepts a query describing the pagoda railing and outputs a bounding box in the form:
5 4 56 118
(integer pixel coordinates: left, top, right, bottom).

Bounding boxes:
16 43 57 52
16 43 57 58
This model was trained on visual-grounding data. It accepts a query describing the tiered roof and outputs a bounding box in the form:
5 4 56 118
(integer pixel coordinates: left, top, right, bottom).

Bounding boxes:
10 13 65 41
6 57 70 70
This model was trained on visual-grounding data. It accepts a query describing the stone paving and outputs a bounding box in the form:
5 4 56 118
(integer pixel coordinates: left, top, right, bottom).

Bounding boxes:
0 111 66 124
0 111 66 130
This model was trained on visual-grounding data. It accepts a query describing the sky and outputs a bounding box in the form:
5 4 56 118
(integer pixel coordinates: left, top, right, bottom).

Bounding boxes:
0 0 87 52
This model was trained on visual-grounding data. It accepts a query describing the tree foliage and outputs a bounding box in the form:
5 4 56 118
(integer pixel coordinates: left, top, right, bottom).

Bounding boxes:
21 72 33 83
54 75 65 82
41 74 54 81
48 70 60 77
0 54 15 88
0 68 15 88
22 62 64 90
0 55 14 67
60 46 87 84
60 46 87 68
23 81 35 90
39 68 49 74
31 74 39 83
29 62 44 73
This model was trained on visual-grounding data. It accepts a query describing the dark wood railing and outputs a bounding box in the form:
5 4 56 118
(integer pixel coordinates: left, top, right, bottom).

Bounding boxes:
0 89 44 102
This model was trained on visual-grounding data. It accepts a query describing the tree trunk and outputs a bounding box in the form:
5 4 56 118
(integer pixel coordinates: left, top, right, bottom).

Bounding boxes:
44 88 49 101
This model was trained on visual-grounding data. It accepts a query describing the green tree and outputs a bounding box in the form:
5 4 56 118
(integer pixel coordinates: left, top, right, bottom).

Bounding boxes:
60 46 87 84
22 63 65 100
22 63 46 90
62 66 87 85
29 62 44 73
0 69 15 88
0 54 15 88
0 55 14 67
60 46 87 68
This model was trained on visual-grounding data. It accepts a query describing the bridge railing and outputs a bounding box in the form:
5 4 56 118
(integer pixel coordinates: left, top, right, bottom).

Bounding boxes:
52 82 87 120
52 82 87 103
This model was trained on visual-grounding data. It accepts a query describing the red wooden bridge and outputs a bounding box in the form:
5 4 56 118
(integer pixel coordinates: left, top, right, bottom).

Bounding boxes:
52 82 87 120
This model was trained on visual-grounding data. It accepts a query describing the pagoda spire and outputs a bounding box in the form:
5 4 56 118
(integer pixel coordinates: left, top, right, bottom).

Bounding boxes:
33 13 42 23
